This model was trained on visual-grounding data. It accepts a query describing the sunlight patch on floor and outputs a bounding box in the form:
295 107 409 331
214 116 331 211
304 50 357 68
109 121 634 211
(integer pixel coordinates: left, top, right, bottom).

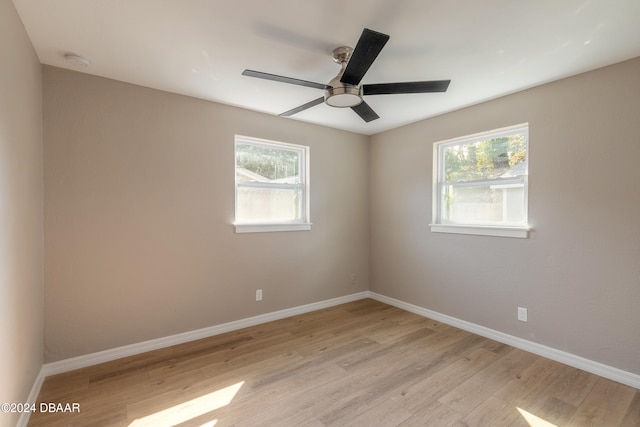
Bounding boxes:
128 381 244 427
517 407 557 427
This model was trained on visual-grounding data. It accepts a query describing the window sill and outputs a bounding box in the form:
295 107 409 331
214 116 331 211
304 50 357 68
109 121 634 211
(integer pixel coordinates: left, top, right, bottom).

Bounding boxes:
429 224 530 238
234 223 312 234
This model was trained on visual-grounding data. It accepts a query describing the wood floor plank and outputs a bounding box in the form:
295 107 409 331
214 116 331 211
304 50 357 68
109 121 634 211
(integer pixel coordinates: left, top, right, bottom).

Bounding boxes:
233 409 326 427
621 390 640 427
200 360 347 426
392 347 500 413
548 365 600 407
312 334 488 425
493 357 566 404
438 348 538 415
397 400 464 426
495 358 582 426
214 364 345 426
338 397 413 427
35 369 90 402
517 394 578 426
28 299 639 427
84 345 176 378
313 363 425 425
567 377 637 427
334 327 437 372
457 395 529 427
365 316 436 345
157 330 298 381
126 376 241 423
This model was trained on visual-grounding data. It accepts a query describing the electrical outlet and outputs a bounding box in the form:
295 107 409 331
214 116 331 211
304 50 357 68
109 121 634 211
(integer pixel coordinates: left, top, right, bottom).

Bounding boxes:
517 307 528 322
256 289 263 301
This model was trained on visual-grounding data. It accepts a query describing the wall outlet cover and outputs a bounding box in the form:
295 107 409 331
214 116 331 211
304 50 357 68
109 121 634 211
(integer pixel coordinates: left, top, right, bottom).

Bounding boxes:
518 307 527 322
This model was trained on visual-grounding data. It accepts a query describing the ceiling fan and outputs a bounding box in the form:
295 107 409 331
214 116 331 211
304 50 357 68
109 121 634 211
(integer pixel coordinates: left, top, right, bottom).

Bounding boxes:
242 28 451 123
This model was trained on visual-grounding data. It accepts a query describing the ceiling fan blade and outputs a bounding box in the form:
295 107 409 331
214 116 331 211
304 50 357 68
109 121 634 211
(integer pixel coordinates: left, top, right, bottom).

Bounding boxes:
242 70 328 90
363 80 451 95
279 97 325 117
341 28 390 86
351 101 380 122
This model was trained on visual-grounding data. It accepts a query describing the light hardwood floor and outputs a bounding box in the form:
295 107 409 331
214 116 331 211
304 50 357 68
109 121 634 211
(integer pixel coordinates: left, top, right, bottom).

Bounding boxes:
29 299 639 426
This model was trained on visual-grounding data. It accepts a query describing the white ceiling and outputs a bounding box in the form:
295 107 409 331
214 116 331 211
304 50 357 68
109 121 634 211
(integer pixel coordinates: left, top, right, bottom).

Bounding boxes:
12 0 640 135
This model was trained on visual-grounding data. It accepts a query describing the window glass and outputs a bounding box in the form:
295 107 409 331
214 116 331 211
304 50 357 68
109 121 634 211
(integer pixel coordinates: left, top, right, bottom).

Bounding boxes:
236 143 301 183
433 124 529 236
234 136 310 232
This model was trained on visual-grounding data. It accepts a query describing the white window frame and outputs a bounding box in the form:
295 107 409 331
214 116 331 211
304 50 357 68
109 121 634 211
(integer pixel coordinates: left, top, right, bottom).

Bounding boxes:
234 135 311 233
430 123 531 238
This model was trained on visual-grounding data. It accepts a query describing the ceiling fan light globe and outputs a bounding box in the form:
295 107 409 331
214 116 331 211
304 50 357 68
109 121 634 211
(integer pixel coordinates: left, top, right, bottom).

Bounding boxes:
324 86 362 108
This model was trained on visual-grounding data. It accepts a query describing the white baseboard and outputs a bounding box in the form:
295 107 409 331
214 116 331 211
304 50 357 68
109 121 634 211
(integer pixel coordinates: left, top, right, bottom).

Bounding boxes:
369 292 640 389
16 367 45 427
42 291 369 376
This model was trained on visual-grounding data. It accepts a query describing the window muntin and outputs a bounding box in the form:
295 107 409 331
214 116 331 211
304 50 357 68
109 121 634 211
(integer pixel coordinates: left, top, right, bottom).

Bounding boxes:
433 124 529 236
234 136 310 232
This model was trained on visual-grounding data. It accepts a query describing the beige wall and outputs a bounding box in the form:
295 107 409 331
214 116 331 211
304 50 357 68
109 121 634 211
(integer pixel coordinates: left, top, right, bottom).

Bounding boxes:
43 66 369 362
370 57 640 375
0 0 43 425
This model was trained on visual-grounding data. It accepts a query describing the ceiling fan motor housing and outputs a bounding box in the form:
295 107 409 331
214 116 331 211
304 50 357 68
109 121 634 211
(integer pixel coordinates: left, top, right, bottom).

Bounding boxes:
324 82 362 107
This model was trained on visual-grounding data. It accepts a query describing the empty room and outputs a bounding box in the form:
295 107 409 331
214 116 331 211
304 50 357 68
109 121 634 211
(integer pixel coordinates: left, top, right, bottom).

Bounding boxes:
2 0 639 426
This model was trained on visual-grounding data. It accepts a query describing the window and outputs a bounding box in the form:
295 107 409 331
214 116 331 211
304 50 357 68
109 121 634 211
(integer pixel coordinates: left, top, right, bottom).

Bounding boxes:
431 124 530 238
234 135 310 233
